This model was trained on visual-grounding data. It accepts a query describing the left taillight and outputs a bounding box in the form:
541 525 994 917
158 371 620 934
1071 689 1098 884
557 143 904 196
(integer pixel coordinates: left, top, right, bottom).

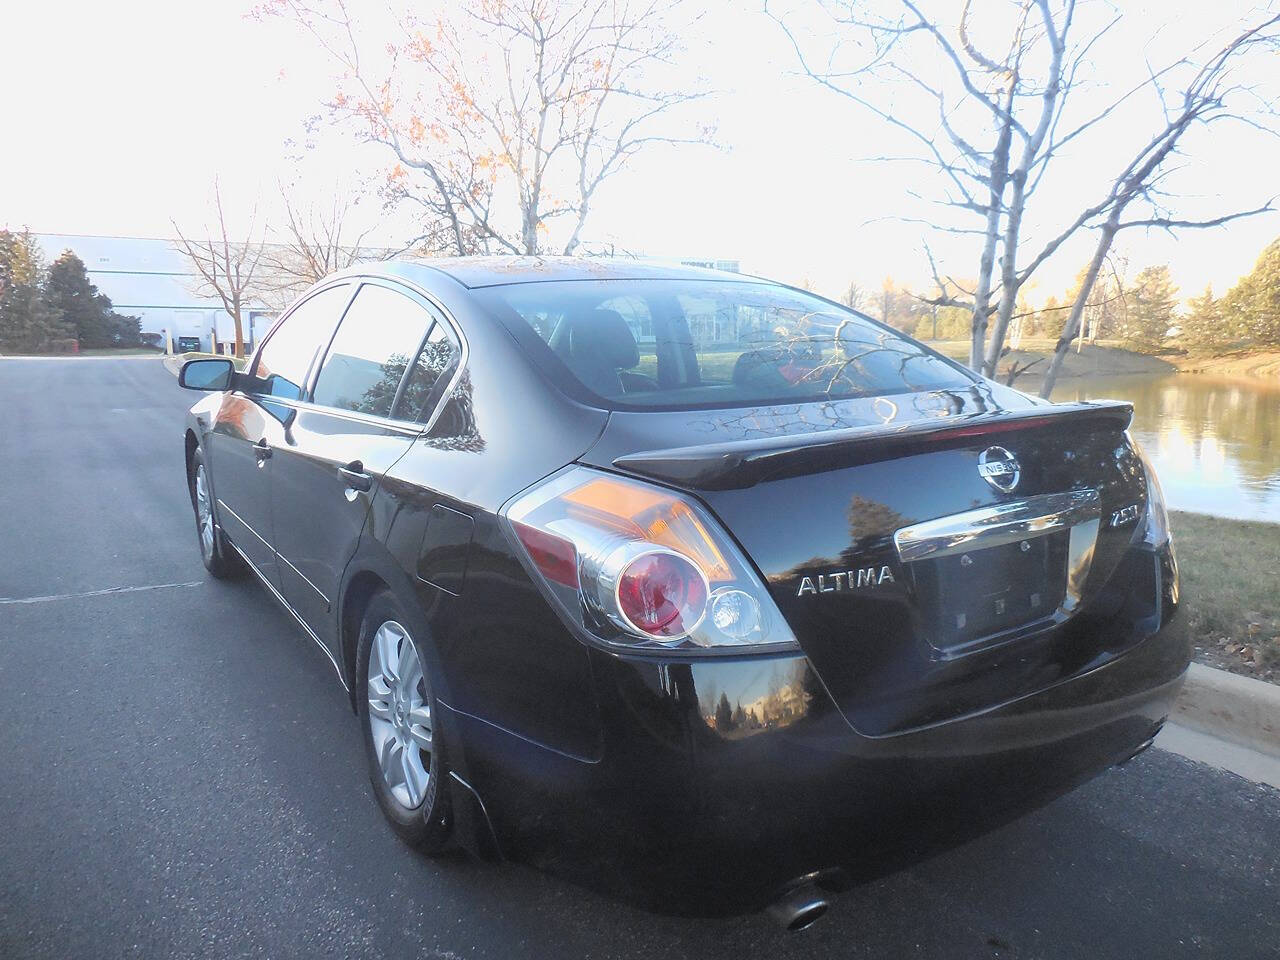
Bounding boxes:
502 466 799 653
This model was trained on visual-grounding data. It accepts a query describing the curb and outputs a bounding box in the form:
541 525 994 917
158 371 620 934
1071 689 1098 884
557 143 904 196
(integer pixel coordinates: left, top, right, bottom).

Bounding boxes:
1174 662 1280 756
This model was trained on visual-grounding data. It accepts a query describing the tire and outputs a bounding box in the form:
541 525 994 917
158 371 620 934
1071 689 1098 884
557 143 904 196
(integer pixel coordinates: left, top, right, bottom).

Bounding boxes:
356 589 452 852
190 446 244 579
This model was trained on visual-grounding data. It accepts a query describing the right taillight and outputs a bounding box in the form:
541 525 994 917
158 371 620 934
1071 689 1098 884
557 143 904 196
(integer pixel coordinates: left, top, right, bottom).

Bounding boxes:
502 466 799 653
1129 435 1172 548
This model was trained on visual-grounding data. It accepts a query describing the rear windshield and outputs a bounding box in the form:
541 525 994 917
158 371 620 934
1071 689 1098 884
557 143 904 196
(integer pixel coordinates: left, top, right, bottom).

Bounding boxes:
476 278 974 410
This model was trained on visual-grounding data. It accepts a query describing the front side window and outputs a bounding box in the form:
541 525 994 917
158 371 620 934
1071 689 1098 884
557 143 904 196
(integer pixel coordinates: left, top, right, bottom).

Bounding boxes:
311 284 435 419
476 279 974 410
252 284 352 401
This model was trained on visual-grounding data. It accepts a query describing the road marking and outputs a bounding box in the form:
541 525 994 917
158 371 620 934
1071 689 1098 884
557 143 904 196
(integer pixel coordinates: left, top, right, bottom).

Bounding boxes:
0 581 205 605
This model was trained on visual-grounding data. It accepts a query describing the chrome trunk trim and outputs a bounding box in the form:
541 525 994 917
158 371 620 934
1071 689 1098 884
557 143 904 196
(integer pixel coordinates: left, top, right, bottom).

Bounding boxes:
894 489 1102 563
894 488 1102 627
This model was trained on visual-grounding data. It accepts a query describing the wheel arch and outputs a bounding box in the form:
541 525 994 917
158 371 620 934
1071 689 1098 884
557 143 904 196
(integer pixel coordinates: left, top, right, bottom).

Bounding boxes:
337 539 448 709
339 568 390 712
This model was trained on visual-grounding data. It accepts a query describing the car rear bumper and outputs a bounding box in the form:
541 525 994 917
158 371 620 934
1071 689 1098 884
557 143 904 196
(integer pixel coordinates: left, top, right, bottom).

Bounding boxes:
442 543 1189 915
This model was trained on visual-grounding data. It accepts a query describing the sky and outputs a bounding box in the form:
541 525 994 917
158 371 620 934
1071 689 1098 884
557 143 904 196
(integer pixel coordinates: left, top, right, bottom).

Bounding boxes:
3 0 1278 305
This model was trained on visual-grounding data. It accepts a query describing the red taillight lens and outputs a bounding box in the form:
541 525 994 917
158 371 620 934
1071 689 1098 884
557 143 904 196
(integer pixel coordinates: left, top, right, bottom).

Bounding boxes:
513 522 579 588
616 551 708 638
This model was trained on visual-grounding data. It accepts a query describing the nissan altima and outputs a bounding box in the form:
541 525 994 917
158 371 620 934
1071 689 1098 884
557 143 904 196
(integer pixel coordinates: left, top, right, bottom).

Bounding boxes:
179 257 1187 925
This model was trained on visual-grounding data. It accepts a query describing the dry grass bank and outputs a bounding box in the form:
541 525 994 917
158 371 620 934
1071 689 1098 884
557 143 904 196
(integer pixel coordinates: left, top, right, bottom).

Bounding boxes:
1172 350 1280 381
1172 510 1280 685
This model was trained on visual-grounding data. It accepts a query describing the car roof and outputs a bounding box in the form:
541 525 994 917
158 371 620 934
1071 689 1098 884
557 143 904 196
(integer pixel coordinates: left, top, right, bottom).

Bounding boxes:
346 255 763 290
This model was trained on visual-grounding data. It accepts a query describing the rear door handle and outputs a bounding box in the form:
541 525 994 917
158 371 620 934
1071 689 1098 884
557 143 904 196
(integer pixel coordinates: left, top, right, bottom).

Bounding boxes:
339 461 373 492
254 439 272 462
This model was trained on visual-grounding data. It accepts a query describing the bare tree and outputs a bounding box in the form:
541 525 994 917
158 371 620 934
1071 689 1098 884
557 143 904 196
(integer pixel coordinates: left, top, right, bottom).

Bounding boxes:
257 187 374 309
1038 16 1280 395
260 0 711 256
770 2 1279 384
173 181 267 358
770 0 1080 371
842 280 867 310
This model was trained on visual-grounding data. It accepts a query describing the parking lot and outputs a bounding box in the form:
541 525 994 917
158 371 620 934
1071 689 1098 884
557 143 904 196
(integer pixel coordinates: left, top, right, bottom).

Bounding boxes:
1 356 1277 959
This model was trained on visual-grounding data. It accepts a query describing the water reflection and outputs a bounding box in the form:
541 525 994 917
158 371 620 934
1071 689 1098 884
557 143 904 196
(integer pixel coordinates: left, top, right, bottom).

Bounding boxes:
1050 374 1280 522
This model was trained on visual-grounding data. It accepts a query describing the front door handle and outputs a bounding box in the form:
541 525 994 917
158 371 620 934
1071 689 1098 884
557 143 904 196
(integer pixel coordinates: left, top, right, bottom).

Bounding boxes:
339 461 373 492
254 439 272 462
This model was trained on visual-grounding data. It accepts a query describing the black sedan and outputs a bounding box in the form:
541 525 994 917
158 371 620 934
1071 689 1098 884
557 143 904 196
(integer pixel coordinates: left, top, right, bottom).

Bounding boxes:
179 257 1187 926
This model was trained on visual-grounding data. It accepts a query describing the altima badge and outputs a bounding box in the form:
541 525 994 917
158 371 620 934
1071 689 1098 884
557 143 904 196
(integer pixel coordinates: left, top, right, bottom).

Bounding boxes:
797 566 895 596
978 446 1021 493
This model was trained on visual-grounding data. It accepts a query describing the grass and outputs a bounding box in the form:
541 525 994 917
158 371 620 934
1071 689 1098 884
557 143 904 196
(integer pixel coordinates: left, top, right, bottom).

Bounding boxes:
1172 510 1280 681
76 346 165 356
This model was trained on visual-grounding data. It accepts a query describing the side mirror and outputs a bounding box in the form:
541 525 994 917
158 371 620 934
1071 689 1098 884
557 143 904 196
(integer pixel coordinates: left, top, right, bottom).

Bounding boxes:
179 358 235 392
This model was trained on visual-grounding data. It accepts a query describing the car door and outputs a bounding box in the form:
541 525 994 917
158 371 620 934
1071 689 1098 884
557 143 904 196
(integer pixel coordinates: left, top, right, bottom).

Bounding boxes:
269 279 462 655
207 283 355 584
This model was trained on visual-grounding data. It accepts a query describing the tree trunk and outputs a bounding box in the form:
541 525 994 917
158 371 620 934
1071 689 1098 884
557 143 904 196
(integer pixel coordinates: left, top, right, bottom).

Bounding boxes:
1038 218 1119 398
983 167 1028 377
562 202 589 256
231 294 245 360
521 203 539 255
969 80 1016 370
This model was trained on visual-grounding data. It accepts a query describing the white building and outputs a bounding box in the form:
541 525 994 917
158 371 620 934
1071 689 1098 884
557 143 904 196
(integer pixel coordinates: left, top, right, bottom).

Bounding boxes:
35 234 275 354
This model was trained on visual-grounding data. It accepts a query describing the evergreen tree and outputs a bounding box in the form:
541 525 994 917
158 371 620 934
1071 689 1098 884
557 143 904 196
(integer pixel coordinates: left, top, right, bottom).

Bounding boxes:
1124 265 1177 350
713 691 735 732
1039 295 1062 339
1224 238 1280 347
1181 285 1233 352
45 251 105 345
0 229 67 352
45 251 140 348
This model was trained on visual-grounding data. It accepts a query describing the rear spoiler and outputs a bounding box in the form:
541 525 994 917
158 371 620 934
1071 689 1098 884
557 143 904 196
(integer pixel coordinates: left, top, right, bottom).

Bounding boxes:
612 400 1134 491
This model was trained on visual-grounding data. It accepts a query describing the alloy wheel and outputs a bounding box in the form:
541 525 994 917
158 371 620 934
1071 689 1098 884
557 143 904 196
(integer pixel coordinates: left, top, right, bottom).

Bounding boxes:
366 620 434 808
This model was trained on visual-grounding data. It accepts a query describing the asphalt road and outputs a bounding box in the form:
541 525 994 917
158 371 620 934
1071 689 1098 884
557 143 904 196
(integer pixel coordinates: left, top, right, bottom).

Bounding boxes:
0 356 1277 960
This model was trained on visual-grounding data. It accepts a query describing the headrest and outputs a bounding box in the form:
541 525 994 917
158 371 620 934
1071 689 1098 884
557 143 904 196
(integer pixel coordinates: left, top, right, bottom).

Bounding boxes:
567 309 639 370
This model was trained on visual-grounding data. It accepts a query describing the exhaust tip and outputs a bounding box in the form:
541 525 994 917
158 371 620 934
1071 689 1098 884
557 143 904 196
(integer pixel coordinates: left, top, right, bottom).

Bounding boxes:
766 883 831 931
1118 720 1166 766
1118 735 1157 765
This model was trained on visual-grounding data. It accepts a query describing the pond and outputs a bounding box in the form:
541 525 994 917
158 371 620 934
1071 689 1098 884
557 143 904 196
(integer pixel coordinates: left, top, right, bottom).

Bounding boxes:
1050 374 1280 524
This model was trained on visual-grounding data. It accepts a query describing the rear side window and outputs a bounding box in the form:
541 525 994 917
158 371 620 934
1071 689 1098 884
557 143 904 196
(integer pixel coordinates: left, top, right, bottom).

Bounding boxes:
398 322 461 422
311 283 435 419
476 279 972 410
252 284 351 400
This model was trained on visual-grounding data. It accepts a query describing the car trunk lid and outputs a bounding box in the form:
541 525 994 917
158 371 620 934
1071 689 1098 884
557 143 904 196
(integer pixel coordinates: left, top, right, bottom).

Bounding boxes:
583 386 1151 736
